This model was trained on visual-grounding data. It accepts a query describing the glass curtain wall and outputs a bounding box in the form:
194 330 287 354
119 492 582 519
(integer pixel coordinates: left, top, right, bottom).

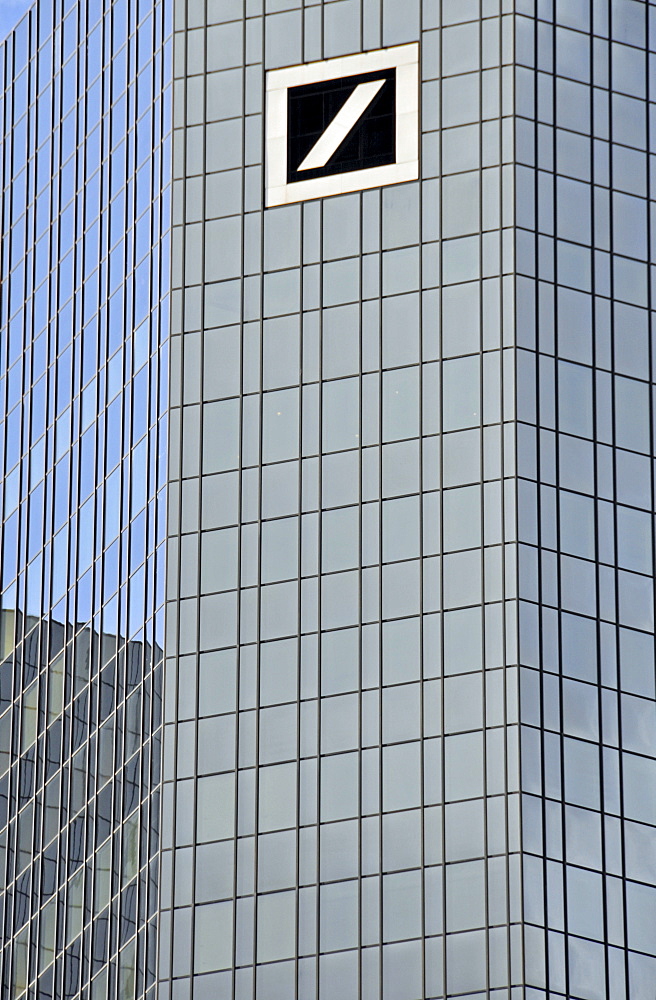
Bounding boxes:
161 0 519 998
515 2 656 998
0 2 171 999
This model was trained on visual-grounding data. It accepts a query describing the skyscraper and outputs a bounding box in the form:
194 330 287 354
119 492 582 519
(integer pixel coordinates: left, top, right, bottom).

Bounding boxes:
0 1 170 998
2 1 656 999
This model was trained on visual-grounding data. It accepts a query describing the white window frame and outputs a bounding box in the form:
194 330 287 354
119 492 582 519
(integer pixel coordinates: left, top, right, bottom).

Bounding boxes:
266 43 420 208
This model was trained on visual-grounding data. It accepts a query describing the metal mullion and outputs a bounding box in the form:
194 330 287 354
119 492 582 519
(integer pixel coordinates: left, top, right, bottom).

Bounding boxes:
50 9 70 641
524 6 550 997
7 64 27 642
321 0 326 61
95 0 114 729
499 4 520 994
120 40 140 669
437 7 447 994
587 11 613 1000
604 7 631 998
293 132 306 1000
249 4 270 994
314 192 325 1000
70 54 86 633
356 184 364 999
375 181 384 1000
416 0 428 978
44 1 63 629
24 19 44 680
153 0 170 572
476 4 492 995
548 7 574 999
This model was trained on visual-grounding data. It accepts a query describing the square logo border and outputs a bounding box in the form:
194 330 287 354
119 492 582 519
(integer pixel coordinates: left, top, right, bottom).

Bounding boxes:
266 43 419 208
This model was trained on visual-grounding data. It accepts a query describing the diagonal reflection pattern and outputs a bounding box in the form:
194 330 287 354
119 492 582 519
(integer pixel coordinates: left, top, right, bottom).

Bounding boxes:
297 78 386 171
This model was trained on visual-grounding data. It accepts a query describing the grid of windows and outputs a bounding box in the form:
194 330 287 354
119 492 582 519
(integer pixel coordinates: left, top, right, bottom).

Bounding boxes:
161 1 521 998
0 2 171 999
515 2 656 998
3 0 653 998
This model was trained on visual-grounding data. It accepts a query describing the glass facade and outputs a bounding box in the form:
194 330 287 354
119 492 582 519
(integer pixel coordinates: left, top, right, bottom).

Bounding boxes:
3 1 656 999
161 1 656 999
0 2 171 999
515 2 656 998
161 0 520 997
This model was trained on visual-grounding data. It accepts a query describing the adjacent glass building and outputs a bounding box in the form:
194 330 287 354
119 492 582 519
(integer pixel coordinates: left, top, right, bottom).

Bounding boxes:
0 1 170 998
3 0 656 999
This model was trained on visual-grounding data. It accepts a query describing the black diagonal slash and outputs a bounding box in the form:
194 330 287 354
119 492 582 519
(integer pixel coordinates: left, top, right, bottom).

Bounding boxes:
287 68 396 184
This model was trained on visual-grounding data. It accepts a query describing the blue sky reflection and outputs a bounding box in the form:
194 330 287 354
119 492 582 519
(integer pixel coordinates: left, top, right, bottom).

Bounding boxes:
0 0 32 41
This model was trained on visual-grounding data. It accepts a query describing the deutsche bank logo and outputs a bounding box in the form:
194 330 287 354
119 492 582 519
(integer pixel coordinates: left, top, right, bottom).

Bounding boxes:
289 71 396 181
266 44 419 207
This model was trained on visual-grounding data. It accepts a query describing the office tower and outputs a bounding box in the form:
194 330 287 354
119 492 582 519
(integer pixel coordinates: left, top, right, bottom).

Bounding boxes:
0 2 170 1000
160 0 656 999
3 2 656 1000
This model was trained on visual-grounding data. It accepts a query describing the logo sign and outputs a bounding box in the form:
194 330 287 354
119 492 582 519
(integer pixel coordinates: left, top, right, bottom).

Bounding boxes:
266 44 419 207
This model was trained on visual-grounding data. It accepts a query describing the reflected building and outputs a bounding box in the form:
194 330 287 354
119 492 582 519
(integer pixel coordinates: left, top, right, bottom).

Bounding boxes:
3 1 656 1000
0 611 163 999
0 2 170 1000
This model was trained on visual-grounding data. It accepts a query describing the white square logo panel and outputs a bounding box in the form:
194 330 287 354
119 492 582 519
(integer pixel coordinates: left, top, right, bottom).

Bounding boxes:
266 44 419 207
